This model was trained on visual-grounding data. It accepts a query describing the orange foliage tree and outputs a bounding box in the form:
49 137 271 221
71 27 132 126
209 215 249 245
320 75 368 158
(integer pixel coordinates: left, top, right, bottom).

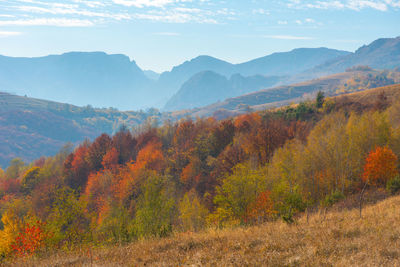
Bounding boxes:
363 146 398 186
246 191 275 223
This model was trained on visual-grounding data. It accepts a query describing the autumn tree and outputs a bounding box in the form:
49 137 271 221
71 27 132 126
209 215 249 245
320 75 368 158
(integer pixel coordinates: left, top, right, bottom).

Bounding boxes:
102 147 119 170
363 146 398 186
112 127 137 164
87 133 112 171
134 175 175 238
210 163 267 226
12 216 50 257
0 210 22 257
246 190 275 224
179 190 209 232
46 188 90 249
20 167 41 195
63 142 91 191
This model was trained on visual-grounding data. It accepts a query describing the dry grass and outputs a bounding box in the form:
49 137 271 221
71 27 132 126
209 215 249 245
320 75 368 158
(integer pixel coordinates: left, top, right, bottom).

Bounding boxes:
7 194 400 266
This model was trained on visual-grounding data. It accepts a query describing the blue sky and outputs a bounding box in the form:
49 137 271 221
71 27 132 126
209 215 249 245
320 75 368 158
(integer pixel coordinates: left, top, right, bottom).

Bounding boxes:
0 0 399 72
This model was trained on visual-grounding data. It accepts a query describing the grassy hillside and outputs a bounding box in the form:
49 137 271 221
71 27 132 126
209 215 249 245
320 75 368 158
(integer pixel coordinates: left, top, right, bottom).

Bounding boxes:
11 192 400 266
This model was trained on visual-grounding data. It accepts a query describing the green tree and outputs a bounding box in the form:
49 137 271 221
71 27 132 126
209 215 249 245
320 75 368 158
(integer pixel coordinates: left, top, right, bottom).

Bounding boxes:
316 91 325 109
5 158 25 179
134 175 175 238
20 167 41 195
46 188 90 249
210 163 267 226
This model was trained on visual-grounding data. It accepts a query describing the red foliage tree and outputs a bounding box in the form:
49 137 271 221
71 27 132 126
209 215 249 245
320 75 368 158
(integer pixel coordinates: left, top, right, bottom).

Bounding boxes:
246 191 275 223
87 133 112 171
12 220 50 257
63 142 91 191
112 128 137 164
363 146 398 186
102 147 119 170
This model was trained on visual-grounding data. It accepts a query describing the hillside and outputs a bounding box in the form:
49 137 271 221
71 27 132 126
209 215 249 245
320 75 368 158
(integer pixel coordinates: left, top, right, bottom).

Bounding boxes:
304 36 400 78
185 69 400 118
12 193 400 266
0 92 163 167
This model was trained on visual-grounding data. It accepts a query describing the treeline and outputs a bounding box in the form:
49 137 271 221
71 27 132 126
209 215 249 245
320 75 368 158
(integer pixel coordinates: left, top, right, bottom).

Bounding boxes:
1 91 400 258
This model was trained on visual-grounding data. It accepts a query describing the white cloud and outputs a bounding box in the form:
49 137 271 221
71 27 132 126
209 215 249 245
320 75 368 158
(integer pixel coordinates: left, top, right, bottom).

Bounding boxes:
0 0 226 26
0 18 94 27
133 10 217 23
72 0 107 8
112 0 176 8
0 31 22 37
15 5 131 20
278 20 288 24
290 0 400 11
252 8 270 15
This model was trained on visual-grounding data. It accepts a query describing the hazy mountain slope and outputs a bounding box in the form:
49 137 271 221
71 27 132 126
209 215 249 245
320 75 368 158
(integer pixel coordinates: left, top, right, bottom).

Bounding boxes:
307 36 400 76
236 48 350 76
143 70 160 80
164 72 282 111
0 52 153 110
164 71 231 111
154 56 235 105
0 92 164 167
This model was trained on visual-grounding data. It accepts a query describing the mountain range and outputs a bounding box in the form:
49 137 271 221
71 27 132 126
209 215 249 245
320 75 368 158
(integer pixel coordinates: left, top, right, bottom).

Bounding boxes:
2 37 399 113
0 47 351 111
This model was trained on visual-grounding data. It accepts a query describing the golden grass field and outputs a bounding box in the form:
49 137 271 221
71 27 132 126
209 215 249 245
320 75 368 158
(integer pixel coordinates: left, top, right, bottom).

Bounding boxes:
7 193 400 266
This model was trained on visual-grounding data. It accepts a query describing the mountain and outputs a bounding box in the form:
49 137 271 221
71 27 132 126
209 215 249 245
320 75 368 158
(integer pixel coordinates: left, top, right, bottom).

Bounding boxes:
0 52 154 110
153 56 235 106
306 36 400 77
164 71 282 111
143 70 160 80
164 37 400 113
235 47 350 76
157 48 350 107
0 92 164 168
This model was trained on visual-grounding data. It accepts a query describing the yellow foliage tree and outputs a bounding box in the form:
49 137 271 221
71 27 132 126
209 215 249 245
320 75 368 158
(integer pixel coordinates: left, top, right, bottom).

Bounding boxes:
179 190 209 232
0 210 22 257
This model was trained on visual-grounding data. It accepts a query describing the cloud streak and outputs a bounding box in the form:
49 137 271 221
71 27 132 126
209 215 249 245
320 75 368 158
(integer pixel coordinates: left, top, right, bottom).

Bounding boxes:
288 0 400 11
263 35 314 40
0 31 22 37
0 18 94 27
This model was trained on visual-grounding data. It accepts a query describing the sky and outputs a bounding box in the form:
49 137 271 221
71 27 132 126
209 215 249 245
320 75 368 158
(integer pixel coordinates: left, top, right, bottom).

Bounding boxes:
0 0 399 72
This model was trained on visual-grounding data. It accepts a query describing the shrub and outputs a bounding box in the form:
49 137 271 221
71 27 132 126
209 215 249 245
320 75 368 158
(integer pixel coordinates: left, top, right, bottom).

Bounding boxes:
386 175 400 195
323 190 345 207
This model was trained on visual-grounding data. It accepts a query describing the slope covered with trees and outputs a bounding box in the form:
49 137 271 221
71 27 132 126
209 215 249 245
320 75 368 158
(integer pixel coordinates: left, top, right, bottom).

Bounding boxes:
0 92 164 168
1 83 400 262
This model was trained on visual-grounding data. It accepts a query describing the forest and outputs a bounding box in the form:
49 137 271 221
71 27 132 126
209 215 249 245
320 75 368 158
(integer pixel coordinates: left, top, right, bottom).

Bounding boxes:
1 87 400 260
